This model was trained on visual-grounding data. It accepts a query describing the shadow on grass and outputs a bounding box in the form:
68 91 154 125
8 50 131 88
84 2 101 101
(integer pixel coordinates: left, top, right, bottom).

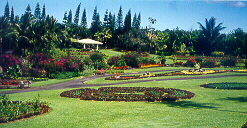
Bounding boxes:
219 97 247 102
162 101 219 109
148 101 244 113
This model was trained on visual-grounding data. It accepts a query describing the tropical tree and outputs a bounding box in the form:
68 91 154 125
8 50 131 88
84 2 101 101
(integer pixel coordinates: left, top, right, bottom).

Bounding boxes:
197 17 226 55
224 28 247 56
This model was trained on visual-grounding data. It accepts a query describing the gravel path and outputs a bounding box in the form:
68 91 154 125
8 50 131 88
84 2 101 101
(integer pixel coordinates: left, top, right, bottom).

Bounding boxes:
1 70 247 94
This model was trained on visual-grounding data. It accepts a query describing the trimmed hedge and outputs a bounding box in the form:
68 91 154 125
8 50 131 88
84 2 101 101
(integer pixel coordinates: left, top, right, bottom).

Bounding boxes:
200 82 247 90
60 87 195 102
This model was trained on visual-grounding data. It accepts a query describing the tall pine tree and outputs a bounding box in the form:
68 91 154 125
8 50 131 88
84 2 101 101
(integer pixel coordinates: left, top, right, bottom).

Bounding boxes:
103 9 109 28
108 12 116 32
74 3 81 24
68 10 72 23
63 11 68 24
132 13 137 29
132 12 141 29
116 6 123 30
81 8 87 28
90 6 101 36
10 6 14 23
34 3 41 19
124 9 131 32
25 4 32 15
41 4 46 19
137 13 141 28
4 2 10 20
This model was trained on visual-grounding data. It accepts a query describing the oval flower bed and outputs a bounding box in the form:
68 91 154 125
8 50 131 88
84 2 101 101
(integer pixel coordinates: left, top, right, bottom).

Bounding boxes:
60 87 195 102
200 82 247 90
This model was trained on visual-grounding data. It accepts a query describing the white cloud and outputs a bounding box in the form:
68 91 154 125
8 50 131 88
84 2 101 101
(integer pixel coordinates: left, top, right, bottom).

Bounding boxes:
206 0 246 7
229 1 246 7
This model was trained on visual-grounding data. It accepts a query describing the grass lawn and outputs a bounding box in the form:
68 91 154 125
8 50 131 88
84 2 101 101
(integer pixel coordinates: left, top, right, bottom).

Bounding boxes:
1 74 247 127
99 49 124 57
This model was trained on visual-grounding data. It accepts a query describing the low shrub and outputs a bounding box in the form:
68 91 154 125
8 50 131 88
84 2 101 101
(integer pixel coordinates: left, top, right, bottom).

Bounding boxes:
51 72 82 79
201 60 217 68
200 82 247 90
184 58 197 67
220 58 237 67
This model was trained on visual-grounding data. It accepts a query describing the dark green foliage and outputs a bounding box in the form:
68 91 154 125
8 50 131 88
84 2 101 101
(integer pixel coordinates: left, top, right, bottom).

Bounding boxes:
197 17 226 56
34 3 41 18
116 6 123 30
63 11 68 24
81 8 87 27
90 6 101 36
123 9 131 32
74 3 81 24
132 13 141 29
195 57 203 64
200 82 247 90
10 6 14 23
51 72 82 79
25 4 32 15
68 10 72 23
41 4 46 19
107 56 126 67
122 52 142 68
4 2 10 19
201 60 217 68
220 58 237 67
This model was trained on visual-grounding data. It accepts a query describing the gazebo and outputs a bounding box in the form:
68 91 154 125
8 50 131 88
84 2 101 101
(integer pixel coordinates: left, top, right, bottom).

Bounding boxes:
73 38 103 50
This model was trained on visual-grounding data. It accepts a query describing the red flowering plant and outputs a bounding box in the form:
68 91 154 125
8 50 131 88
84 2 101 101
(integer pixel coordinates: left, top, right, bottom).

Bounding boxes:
28 53 84 77
122 52 142 68
201 60 217 68
0 55 23 78
28 53 51 69
184 57 198 67
107 56 126 67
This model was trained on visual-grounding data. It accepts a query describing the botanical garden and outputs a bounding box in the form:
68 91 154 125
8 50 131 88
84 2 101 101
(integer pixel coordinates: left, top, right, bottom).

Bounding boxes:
0 2 247 128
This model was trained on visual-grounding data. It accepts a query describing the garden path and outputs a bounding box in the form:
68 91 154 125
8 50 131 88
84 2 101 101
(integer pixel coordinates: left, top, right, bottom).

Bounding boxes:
1 70 247 94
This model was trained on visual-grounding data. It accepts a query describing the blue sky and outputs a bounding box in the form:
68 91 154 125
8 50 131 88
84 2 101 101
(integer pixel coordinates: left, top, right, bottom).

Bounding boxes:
1 0 247 33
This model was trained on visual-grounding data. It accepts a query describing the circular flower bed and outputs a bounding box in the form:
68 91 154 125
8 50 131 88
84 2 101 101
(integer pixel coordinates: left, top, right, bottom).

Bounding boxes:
60 87 195 102
200 82 247 90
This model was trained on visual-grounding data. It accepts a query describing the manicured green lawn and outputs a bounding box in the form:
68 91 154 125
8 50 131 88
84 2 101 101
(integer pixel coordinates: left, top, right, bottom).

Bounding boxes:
1 75 247 128
99 49 124 57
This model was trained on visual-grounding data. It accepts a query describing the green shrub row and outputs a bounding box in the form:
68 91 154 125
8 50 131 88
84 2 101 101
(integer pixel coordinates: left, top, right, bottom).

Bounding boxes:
200 82 247 90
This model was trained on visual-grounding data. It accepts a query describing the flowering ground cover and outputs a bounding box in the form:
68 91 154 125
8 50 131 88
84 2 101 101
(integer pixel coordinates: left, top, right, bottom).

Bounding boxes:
60 87 195 102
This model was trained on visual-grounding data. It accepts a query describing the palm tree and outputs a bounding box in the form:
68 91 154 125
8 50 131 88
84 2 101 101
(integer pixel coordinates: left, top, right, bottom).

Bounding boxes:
197 17 226 55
